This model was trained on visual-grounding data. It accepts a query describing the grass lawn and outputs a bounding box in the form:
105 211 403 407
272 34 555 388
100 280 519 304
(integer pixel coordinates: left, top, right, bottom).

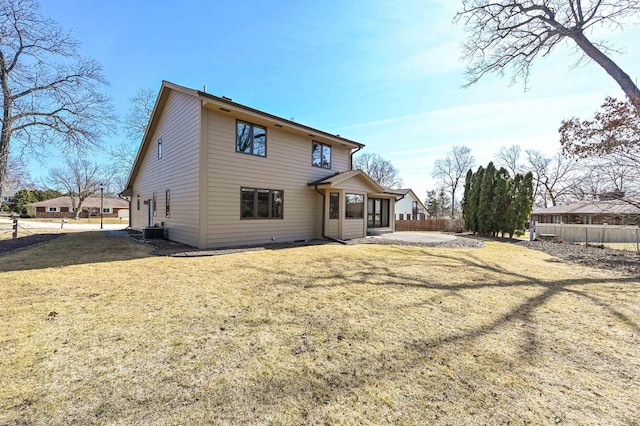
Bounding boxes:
1 233 639 424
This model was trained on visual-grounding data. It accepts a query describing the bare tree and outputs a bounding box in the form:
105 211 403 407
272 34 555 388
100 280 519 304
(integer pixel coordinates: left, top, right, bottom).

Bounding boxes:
3 155 33 190
455 1 640 110
109 88 155 191
0 0 116 201
432 145 475 217
48 158 103 220
495 144 525 176
525 150 583 207
353 153 403 188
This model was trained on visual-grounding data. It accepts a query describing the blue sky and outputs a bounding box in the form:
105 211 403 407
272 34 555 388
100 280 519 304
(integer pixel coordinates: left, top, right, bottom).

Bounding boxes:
31 0 639 199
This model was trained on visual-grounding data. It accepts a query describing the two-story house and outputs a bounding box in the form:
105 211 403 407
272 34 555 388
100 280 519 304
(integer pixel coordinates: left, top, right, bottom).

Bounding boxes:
122 81 396 249
393 188 428 220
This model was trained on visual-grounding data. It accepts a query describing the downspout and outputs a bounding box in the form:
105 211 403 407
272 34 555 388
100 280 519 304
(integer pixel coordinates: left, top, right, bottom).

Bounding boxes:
314 185 327 239
314 185 347 244
350 145 363 170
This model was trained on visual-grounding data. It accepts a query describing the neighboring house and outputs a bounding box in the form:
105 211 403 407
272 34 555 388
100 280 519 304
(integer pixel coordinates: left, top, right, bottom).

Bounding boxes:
25 196 129 219
1 186 17 205
531 200 640 226
392 188 428 220
121 81 398 249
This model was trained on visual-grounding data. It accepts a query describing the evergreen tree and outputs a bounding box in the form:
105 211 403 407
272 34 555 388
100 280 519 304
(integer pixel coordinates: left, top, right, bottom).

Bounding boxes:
478 162 497 235
493 168 512 237
465 166 484 233
462 164 534 237
462 169 474 229
514 172 535 234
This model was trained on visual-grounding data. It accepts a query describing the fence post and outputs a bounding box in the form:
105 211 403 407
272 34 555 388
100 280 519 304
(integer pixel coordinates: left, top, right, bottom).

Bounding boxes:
585 226 588 246
602 223 607 244
12 218 18 239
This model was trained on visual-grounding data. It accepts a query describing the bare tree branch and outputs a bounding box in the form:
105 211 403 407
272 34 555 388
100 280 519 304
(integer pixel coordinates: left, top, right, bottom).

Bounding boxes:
0 0 116 201
47 157 103 220
353 152 404 189
432 145 475 217
455 0 640 109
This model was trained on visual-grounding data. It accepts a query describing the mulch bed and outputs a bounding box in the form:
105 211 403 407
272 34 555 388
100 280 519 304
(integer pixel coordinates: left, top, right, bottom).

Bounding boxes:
516 240 640 276
0 233 66 255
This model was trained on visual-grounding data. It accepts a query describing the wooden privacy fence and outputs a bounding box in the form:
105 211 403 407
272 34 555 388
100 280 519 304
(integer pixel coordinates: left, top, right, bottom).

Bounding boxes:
395 219 464 232
535 223 640 244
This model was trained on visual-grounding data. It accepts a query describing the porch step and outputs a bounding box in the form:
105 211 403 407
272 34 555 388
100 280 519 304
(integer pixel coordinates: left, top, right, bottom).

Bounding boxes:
367 227 393 236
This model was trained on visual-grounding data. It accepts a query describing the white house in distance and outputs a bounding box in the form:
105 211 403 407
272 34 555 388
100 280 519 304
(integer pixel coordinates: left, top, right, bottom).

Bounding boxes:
121 81 398 249
393 189 427 220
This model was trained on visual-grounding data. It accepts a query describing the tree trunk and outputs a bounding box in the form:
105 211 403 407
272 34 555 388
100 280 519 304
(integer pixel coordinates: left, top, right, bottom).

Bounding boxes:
0 74 12 202
570 32 640 111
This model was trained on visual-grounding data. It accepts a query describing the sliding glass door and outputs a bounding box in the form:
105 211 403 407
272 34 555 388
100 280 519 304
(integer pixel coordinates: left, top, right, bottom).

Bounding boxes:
367 198 389 228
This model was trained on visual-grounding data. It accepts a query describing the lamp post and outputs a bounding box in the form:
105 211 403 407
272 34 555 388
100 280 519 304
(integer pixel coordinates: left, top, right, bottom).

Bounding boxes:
100 183 104 230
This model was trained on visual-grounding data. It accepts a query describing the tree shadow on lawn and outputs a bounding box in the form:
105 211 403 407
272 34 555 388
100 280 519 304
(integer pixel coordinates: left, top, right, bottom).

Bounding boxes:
213 248 639 423
0 231 154 272
247 246 640 358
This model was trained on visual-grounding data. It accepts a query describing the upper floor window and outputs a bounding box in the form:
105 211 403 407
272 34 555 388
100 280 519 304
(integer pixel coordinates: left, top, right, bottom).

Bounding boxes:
236 120 266 157
312 141 331 169
137 194 140 210
158 138 163 159
412 201 418 219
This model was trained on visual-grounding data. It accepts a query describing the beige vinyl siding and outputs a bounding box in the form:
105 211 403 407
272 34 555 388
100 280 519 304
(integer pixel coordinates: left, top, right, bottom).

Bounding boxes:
327 219 340 238
130 90 201 246
204 108 352 247
339 176 374 193
344 219 364 239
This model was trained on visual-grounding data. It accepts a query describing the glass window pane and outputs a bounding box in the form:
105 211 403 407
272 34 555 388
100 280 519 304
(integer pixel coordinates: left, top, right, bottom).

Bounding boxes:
257 189 269 217
312 142 322 167
345 193 364 218
322 145 331 168
253 125 266 156
236 122 252 153
329 192 339 219
271 190 283 218
241 188 255 218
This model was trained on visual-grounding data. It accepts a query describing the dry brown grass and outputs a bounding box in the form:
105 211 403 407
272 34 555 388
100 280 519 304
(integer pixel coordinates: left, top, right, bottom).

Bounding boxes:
1 233 639 425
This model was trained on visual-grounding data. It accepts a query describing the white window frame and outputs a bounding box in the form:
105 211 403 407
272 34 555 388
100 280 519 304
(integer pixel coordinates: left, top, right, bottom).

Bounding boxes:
46 207 59 212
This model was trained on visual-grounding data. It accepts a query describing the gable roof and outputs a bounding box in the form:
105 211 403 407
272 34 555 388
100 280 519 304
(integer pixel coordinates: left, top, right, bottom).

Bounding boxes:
122 81 365 195
26 196 128 209
386 188 427 210
308 170 385 193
